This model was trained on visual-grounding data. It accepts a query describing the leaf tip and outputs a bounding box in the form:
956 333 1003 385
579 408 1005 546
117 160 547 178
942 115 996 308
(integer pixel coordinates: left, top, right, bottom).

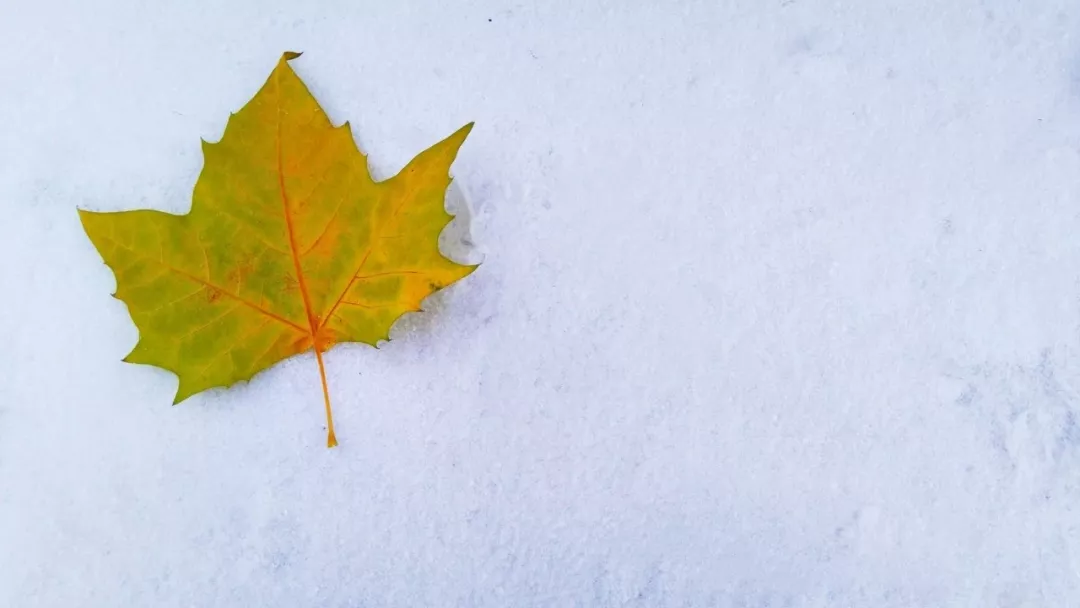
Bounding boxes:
76 207 97 228
429 122 474 168
327 429 338 448
172 383 195 405
283 50 303 61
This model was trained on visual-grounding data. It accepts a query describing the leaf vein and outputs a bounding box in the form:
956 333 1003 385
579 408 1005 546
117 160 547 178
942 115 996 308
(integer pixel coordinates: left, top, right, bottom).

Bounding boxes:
93 233 306 333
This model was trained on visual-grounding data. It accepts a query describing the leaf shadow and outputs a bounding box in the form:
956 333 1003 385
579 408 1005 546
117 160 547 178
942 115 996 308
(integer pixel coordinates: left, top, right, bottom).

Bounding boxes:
384 179 481 345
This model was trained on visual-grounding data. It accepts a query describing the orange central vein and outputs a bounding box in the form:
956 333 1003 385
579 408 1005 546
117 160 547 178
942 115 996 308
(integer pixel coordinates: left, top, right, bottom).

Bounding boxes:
275 71 337 448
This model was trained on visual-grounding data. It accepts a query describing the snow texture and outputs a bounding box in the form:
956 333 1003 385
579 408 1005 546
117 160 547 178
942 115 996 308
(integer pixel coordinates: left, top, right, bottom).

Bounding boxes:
3 1 1080 606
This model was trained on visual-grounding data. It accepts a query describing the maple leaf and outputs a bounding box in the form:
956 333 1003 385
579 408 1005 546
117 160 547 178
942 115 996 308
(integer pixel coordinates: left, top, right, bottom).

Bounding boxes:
79 52 477 447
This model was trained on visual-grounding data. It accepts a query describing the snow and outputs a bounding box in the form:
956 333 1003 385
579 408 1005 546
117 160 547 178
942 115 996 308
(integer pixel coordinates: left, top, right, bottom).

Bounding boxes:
3 0 1080 605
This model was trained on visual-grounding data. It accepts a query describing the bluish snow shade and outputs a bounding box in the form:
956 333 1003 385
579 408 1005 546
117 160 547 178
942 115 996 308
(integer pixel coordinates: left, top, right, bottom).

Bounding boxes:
2 0 1080 606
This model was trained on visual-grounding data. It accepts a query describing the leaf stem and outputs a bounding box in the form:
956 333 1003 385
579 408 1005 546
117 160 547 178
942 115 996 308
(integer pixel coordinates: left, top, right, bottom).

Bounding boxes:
315 347 337 447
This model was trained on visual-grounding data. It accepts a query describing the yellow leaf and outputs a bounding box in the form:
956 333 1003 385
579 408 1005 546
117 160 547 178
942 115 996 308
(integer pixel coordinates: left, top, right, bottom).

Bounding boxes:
79 52 477 447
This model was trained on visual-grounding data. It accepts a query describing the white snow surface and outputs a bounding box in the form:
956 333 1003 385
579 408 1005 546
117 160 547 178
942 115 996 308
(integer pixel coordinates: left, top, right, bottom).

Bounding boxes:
3 1 1080 605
